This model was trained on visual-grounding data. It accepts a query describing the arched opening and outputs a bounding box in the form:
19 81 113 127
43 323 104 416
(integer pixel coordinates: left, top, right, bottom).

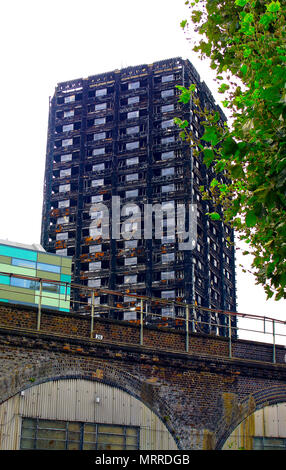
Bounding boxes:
0 377 178 450
222 402 286 450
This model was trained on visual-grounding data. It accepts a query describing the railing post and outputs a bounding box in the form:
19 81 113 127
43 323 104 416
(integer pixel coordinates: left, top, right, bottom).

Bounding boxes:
90 290 95 339
186 304 190 353
228 313 232 358
273 319 276 364
37 279 42 331
140 298 144 346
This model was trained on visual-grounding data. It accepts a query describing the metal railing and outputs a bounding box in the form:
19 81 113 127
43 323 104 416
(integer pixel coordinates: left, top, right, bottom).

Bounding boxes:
0 271 285 363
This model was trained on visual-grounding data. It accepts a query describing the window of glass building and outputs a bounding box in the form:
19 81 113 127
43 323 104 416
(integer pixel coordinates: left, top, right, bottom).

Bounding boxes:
96 88 107 97
93 163 105 172
59 184 71 193
64 95 75 104
59 199 70 209
161 271 175 280
95 103 107 111
124 275 137 284
94 117 106 126
91 179 104 187
89 262 101 271
125 189 138 198
64 110 74 118
161 307 174 317
161 104 174 113
63 124 74 133
56 232 69 241
10 277 39 290
161 119 174 129
128 81 140 90
126 157 139 166
161 151 174 160
56 249 68 257
128 96 139 105
126 141 139 151
161 167 174 177
126 126 139 135
58 200 70 208
125 257 137 266
126 173 138 182
161 89 174 98
62 139 73 147
162 184 175 193
161 136 175 145
127 111 139 119
125 240 138 249
94 132 106 142
20 418 139 450
162 253 175 263
60 169 71 178
91 195 103 203
60 153 72 162
37 262 61 274
161 290 175 299
89 245 102 253
92 147 105 156
12 258 36 270
162 74 174 83
88 279 101 287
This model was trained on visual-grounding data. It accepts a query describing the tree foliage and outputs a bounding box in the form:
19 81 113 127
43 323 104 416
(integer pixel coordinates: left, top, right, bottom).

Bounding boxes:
178 0 286 300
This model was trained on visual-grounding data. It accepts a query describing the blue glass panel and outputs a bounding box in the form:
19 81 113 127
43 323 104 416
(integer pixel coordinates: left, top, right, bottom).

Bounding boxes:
37 262 61 274
10 277 39 290
12 258 36 270
61 274 71 283
42 282 60 294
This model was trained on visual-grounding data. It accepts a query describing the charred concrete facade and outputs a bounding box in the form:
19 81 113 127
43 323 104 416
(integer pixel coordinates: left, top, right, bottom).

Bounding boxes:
41 57 236 336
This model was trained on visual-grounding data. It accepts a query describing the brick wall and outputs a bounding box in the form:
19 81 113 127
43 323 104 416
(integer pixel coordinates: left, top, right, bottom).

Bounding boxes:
0 303 284 363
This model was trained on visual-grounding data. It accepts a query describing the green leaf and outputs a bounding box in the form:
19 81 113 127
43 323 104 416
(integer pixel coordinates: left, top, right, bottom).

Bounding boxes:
266 1 281 13
208 212 221 220
180 19 188 29
245 210 257 227
202 127 220 146
202 148 215 167
235 0 250 6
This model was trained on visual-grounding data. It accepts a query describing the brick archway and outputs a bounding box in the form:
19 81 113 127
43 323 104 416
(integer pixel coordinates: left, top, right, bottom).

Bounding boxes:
0 356 181 449
216 385 286 449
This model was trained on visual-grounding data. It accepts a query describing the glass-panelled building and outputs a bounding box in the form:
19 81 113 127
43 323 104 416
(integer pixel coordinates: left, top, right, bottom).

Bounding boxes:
0 240 72 312
41 57 237 336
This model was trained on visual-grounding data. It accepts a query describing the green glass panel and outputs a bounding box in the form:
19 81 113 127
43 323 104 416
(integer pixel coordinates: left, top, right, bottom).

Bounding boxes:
83 443 96 450
0 263 36 278
37 253 62 266
0 255 11 265
61 257 72 268
61 274 71 283
36 438 66 450
0 274 10 285
36 270 60 281
97 425 124 434
20 438 35 449
97 434 124 445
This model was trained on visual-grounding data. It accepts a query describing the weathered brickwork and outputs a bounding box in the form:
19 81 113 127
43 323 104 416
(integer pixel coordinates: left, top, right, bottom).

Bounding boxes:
0 303 286 449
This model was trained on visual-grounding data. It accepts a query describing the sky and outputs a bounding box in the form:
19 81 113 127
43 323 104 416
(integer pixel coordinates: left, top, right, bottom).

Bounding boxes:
0 0 285 342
